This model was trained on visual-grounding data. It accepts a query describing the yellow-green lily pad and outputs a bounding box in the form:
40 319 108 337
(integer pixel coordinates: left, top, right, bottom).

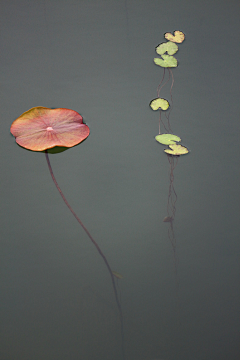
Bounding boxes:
156 41 178 55
150 98 169 111
164 31 185 43
154 54 177 68
155 134 181 145
164 144 189 155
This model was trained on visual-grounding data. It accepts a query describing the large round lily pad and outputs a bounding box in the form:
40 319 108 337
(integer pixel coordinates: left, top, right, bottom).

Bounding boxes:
10 107 90 151
155 134 181 145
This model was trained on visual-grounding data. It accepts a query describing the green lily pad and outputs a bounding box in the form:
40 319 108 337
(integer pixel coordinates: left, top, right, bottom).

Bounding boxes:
155 134 181 145
150 98 169 111
156 41 178 55
154 54 177 68
164 144 189 155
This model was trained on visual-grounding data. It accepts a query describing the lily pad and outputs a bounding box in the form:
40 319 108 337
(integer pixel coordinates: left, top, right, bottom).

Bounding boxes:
164 30 185 43
164 144 189 155
155 134 181 145
156 41 178 55
10 107 90 151
154 55 177 68
150 98 169 111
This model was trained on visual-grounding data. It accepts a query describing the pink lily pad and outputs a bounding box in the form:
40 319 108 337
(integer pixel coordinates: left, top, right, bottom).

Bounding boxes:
10 107 90 151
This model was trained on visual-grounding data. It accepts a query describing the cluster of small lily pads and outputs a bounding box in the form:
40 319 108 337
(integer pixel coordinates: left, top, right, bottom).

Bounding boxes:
150 30 189 156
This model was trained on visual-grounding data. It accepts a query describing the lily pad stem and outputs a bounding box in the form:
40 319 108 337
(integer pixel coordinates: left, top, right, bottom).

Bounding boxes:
45 150 125 359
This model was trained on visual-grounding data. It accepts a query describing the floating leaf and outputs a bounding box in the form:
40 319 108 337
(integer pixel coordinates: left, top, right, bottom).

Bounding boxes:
154 55 177 68
156 41 178 55
150 98 169 111
164 144 189 155
155 134 181 145
10 107 90 151
164 30 185 43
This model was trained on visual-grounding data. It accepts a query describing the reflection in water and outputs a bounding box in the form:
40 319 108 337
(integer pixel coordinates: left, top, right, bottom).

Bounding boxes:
164 154 180 299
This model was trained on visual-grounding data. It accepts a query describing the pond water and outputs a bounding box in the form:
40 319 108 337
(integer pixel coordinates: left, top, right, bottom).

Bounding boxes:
1 1 239 359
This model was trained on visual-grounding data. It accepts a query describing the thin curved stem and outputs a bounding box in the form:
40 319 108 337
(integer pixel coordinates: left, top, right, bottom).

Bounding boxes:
45 150 125 359
157 68 166 97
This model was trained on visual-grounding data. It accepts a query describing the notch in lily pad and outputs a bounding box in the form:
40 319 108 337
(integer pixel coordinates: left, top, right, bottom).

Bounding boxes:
164 31 185 43
150 98 169 111
164 144 189 155
155 134 181 145
154 54 177 68
156 41 178 55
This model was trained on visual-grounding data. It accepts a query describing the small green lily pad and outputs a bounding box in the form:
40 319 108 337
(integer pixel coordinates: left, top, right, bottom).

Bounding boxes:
150 98 169 111
164 144 189 155
156 41 178 55
155 134 181 145
154 55 178 68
